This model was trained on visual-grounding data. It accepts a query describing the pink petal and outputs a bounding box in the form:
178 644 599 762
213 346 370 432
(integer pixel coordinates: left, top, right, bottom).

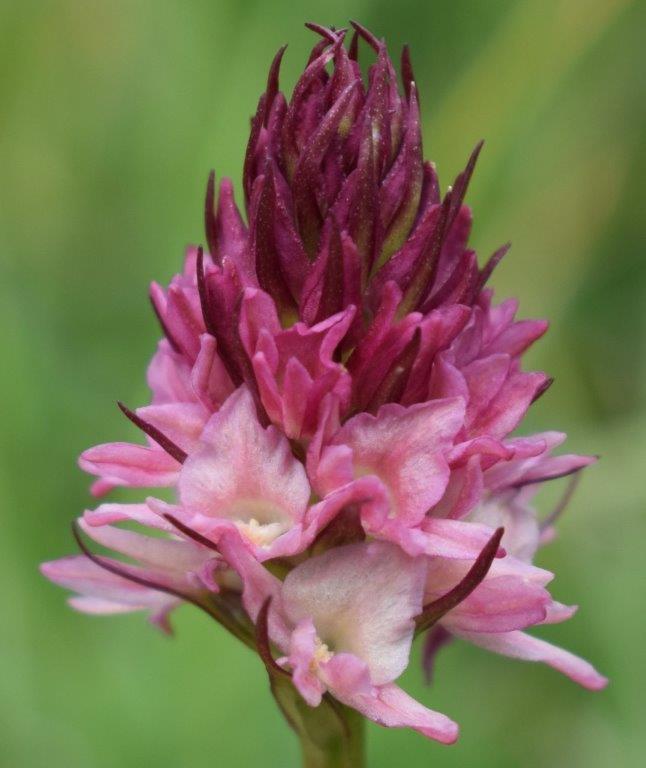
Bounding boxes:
486 318 548 358
483 432 595 493
216 530 291 649
324 665 459 745
89 478 118 498
284 618 328 706
430 457 483 520
471 370 549 439
147 340 194 405
461 353 511 428
314 646 458 742
191 334 235 410
239 288 281 356
439 574 549 633
40 556 177 610
454 629 608 690
77 518 211 575
83 502 174 532
67 596 144 615
79 442 180 488
320 398 465 527
178 386 310 553
320 652 373 700
371 516 503 561
242 292 354 439
282 541 426 685
136 403 208 454
305 475 390 538
468 493 541 562
418 518 504 558
542 601 578 624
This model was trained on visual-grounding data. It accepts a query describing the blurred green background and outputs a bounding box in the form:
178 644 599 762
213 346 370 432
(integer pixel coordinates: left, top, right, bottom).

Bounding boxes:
1 0 644 766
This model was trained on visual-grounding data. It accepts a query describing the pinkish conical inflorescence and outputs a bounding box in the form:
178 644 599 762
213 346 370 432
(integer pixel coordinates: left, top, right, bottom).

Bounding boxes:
42 21 606 750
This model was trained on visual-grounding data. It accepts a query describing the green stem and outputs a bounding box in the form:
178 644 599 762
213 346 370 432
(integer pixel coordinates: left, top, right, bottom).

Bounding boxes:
268 671 366 768
299 703 365 768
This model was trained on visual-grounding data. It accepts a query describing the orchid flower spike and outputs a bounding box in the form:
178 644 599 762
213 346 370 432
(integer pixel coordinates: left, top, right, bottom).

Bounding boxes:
42 21 606 765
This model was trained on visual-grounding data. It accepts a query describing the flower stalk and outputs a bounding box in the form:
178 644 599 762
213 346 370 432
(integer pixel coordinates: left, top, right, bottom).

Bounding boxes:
301 707 365 768
280 686 365 768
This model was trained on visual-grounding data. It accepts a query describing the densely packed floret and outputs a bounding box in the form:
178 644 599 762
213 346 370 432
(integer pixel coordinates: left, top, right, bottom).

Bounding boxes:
42 22 606 745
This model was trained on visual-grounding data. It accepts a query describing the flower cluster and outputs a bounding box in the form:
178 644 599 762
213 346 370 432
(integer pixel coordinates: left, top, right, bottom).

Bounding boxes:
42 22 606 745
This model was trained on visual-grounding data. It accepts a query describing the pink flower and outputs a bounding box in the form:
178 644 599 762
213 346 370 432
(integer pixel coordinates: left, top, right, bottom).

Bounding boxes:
214 531 458 742
152 385 314 559
240 288 355 439
42 21 606 755
40 517 217 633
279 542 458 743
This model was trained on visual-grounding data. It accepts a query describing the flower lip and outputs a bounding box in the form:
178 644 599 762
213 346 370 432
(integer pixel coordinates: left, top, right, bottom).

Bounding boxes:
177 386 311 549
282 540 426 686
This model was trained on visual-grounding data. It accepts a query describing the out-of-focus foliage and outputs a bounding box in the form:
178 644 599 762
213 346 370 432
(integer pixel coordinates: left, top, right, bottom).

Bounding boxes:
1 1 643 766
